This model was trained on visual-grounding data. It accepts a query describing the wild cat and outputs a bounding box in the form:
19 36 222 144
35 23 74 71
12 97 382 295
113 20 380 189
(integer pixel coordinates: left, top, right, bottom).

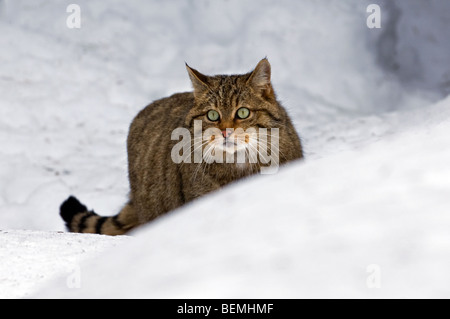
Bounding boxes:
60 59 303 235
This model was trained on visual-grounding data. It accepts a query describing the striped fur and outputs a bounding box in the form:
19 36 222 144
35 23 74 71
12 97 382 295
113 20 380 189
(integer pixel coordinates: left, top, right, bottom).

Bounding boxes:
60 196 138 235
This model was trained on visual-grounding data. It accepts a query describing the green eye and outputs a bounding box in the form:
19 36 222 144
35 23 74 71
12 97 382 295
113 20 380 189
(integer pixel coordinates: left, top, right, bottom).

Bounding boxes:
207 110 220 121
236 107 250 119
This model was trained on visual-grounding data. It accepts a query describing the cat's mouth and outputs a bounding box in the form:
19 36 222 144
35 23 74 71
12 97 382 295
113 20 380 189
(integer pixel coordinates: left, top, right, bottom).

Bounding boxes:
217 140 241 154
222 139 238 148
205 131 257 157
207 138 245 155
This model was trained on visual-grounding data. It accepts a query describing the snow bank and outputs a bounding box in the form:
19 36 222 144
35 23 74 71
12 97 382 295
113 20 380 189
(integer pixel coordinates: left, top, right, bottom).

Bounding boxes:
372 0 450 97
0 230 129 299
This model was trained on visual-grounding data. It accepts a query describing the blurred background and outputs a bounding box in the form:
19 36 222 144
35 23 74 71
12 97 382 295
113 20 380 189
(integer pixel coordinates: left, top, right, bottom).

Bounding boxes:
0 0 449 230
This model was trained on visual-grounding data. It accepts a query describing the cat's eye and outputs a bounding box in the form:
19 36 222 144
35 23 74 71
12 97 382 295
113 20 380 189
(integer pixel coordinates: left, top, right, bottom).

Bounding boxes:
236 107 250 119
207 110 220 121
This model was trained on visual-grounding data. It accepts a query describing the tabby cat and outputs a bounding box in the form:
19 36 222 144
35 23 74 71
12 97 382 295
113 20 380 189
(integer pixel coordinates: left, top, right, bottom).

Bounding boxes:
60 59 303 235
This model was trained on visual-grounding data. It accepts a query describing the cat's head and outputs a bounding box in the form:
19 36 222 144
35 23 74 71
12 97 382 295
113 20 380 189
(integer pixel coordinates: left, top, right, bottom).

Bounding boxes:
184 59 285 170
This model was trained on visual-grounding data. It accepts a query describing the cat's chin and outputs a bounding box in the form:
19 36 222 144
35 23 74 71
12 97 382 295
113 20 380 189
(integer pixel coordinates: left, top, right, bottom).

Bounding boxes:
215 142 247 155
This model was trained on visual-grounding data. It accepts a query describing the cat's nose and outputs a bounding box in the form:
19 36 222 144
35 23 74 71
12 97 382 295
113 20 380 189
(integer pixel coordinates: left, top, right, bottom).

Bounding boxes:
221 129 232 138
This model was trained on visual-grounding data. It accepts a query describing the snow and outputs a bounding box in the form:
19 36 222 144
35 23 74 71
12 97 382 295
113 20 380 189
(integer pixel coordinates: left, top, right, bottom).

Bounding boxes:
0 0 450 298
0 230 129 299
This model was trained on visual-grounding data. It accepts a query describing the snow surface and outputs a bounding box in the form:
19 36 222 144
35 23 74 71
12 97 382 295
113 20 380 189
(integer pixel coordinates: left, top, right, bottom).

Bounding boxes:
0 230 129 298
0 0 450 298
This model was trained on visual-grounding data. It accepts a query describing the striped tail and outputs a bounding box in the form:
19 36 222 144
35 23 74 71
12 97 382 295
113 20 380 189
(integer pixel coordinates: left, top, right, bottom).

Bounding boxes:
60 196 139 236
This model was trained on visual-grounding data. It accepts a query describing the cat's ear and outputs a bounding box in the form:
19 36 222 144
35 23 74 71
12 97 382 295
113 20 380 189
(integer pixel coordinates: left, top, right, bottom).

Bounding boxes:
185 63 210 98
247 58 275 100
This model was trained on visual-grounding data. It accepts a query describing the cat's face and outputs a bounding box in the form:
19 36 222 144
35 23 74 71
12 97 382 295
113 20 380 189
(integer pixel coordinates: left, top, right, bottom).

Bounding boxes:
185 59 284 167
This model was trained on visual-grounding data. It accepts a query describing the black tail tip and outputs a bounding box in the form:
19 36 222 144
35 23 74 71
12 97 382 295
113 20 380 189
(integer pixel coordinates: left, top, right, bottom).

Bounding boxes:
60 196 87 223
